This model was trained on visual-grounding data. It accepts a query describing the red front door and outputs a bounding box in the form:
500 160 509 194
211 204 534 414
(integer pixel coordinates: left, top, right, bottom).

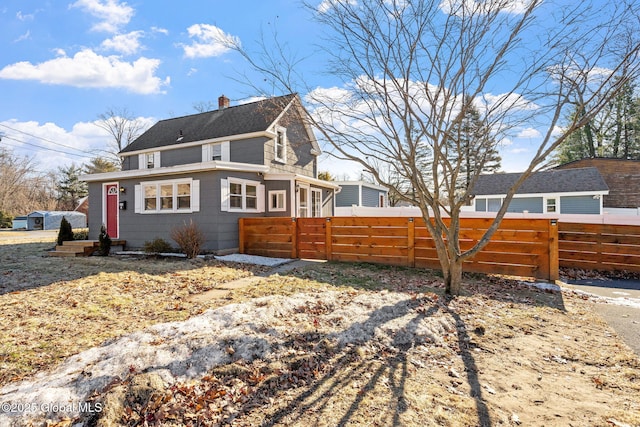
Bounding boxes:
106 184 119 238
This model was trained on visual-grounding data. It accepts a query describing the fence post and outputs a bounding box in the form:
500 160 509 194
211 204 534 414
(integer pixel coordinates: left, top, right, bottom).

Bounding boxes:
407 217 415 268
325 217 332 261
291 217 298 259
238 218 245 254
549 219 559 281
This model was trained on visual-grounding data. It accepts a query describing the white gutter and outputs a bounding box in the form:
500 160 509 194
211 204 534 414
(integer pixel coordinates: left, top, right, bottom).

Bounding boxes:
80 161 269 182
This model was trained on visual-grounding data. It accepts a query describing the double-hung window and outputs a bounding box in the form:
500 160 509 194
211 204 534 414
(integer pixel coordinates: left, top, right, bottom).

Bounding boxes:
221 178 264 212
274 127 287 163
135 178 199 213
202 141 230 162
139 152 161 169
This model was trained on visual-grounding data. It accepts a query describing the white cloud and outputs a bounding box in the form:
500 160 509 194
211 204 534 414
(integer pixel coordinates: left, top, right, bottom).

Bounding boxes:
181 24 239 59
317 0 358 13
439 0 533 16
69 0 134 33
516 127 541 139
100 31 143 55
0 49 168 94
16 11 35 21
14 30 31 42
1 117 154 171
151 26 169 35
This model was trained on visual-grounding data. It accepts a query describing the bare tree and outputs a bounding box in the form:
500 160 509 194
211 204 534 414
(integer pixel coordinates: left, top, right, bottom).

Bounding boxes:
0 148 58 215
230 0 640 295
95 107 147 167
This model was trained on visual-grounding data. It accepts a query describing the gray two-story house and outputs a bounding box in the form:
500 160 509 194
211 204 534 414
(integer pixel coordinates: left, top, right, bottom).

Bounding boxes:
81 94 339 253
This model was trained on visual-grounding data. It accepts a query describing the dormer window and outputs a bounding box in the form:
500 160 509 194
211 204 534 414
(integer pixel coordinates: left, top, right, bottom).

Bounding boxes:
274 127 287 163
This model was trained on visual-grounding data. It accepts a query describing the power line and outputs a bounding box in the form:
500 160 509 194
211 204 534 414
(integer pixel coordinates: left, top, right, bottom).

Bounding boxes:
0 123 99 156
0 134 92 159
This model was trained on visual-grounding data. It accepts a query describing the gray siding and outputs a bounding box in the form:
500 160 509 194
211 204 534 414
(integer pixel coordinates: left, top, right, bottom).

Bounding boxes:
362 186 383 207
560 195 600 214
264 180 293 217
507 197 543 213
161 146 201 166
265 109 316 176
122 155 138 171
89 171 266 252
231 138 265 164
475 198 487 211
336 185 360 207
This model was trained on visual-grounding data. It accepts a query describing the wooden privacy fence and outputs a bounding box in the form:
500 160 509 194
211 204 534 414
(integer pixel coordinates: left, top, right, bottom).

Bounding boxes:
239 217 559 281
559 222 640 273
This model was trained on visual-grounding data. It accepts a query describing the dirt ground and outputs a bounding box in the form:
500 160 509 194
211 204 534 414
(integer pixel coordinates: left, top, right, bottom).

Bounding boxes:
1 232 639 426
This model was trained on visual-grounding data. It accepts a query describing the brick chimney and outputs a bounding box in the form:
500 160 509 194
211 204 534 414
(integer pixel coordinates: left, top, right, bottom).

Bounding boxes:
218 94 230 109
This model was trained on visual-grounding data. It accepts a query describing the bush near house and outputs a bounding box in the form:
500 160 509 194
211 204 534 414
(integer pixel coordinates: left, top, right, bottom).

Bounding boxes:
171 220 205 259
56 217 74 246
98 225 111 256
143 238 174 254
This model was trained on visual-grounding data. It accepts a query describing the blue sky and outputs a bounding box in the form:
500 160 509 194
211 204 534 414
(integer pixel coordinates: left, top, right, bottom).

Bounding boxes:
0 0 565 178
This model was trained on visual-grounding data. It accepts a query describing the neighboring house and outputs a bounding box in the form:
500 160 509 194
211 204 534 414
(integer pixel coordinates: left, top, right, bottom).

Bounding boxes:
471 168 609 215
554 158 640 209
81 94 339 253
26 211 87 230
335 181 388 208
12 216 27 230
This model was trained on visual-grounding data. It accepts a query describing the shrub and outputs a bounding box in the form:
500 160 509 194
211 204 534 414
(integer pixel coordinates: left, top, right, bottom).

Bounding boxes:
73 228 89 240
0 211 13 229
98 224 112 256
144 238 174 254
171 220 205 259
57 217 74 246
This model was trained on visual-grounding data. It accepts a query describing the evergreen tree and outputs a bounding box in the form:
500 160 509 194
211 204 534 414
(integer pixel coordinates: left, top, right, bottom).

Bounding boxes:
56 164 88 211
57 216 74 246
83 157 119 175
556 78 640 164
448 99 501 200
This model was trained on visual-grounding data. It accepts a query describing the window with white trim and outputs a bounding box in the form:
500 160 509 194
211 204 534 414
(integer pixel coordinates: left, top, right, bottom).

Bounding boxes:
139 152 161 169
135 178 199 213
269 190 286 212
202 141 230 162
311 189 322 217
274 127 287 163
546 198 557 213
221 178 265 212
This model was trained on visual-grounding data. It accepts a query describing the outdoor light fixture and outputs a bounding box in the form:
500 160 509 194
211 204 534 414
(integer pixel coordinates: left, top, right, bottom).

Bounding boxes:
119 186 126 194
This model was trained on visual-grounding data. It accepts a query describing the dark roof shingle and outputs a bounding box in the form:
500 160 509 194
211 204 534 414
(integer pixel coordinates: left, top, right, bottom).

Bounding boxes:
121 94 296 153
471 167 609 195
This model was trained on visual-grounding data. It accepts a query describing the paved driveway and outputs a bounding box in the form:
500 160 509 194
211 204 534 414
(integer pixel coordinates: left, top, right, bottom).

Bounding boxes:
563 278 640 355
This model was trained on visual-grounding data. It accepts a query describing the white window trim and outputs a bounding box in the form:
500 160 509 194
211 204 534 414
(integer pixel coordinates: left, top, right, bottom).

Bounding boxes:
297 183 310 217
134 178 199 214
138 151 161 169
202 141 230 162
546 197 558 213
274 126 287 163
269 190 287 212
221 178 265 213
311 188 322 217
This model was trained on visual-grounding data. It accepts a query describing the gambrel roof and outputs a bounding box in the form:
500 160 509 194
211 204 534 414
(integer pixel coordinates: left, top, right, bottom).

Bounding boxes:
471 167 609 196
120 93 309 153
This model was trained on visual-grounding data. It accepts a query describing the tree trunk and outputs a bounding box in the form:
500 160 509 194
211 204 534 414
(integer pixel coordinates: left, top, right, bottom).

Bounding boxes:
444 257 463 296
